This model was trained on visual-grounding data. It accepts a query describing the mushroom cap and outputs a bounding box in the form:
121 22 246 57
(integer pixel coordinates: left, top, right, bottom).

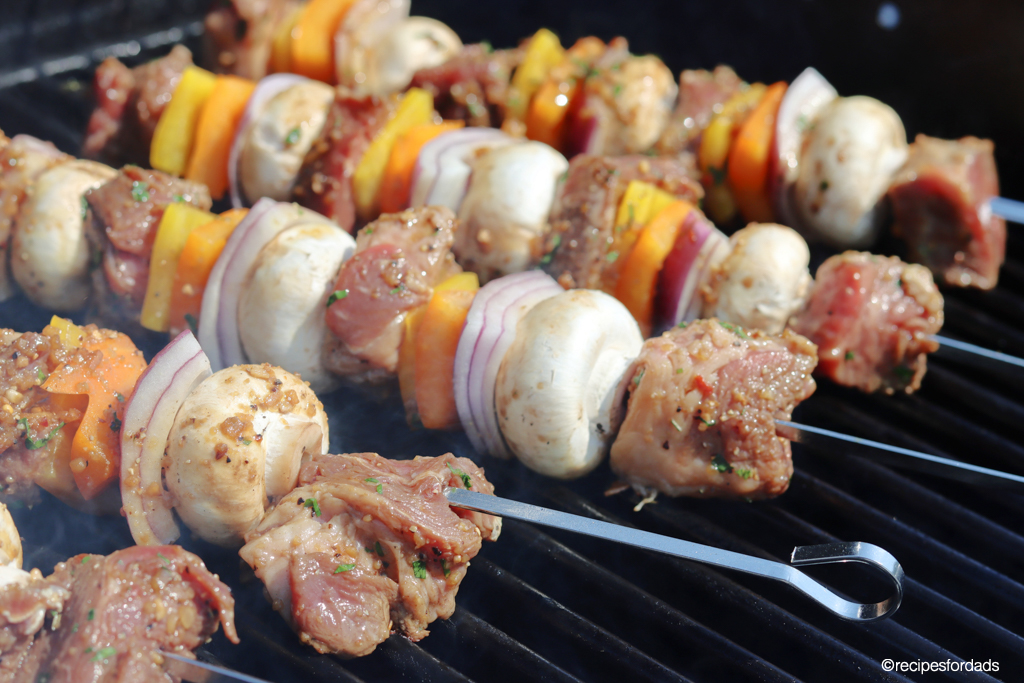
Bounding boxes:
704 223 812 334
347 15 460 95
0 502 21 569
239 221 356 393
456 142 569 282
165 364 329 547
496 289 643 478
239 81 335 203
794 96 908 248
11 160 116 311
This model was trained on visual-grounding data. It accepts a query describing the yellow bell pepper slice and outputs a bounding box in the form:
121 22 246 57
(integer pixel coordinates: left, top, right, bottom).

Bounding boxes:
398 306 427 428
509 28 565 120
611 180 679 270
433 271 480 293
352 88 435 221
150 66 218 176
697 83 767 225
49 315 86 349
140 203 215 332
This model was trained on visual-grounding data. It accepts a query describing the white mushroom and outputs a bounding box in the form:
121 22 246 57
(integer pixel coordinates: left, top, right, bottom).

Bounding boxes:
165 364 329 547
239 221 356 393
238 81 335 203
794 96 908 248
456 142 569 282
346 16 463 95
703 223 812 335
0 502 22 569
495 290 643 478
10 160 116 311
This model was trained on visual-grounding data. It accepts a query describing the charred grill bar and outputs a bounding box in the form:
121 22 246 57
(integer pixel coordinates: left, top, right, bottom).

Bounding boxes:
2 0 1024 681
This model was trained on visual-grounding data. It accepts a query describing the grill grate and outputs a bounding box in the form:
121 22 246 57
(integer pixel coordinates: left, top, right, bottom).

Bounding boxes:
3 1 1024 681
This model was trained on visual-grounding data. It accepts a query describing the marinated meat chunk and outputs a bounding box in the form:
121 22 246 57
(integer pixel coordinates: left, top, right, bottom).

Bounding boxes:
0 566 70 663
543 154 702 292
888 134 1005 290
239 451 499 657
656 66 743 157
85 166 211 319
82 46 193 165
0 134 70 300
791 252 943 394
293 90 399 232
610 320 818 500
0 546 237 683
204 0 302 79
409 44 522 128
566 38 678 157
326 207 461 373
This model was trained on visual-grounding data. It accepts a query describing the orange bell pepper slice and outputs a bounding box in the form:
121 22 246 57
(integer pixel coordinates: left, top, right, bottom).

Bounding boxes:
728 81 788 223
378 120 465 214
167 208 249 337
150 66 217 176
291 0 356 83
398 306 427 427
269 4 304 74
614 201 695 336
185 75 256 199
526 79 579 149
415 273 479 430
43 319 147 500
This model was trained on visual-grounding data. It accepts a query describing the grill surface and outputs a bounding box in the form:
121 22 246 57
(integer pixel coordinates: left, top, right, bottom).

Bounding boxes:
2 1 1023 681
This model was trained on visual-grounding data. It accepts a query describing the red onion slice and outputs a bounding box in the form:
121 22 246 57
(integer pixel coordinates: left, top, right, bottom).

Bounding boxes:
771 67 837 227
409 128 513 212
120 330 211 546
228 74 310 208
656 210 731 331
198 200 336 370
454 271 562 457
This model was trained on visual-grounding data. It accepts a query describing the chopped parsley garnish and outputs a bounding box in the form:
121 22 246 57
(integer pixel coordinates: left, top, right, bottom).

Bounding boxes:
326 289 349 306
736 468 754 480
468 102 486 119
670 418 683 432
540 233 562 264
390 284 405 295
130 181 150 203
90 647 116 662
81 556 90 564
605 250 619 263
364 227 373 235
172 193 185 203
447 462 472 489
676 368 684 374
157 553 170 568
719 321 749 339
284 127 301 146
698 415 716 427
303 497 322 517
845 350 855 361
20 418 64 450
110 415 122 432
677 320 688 329
708 162 728 186
365 477 383 494
374 541 385 557
441 559 450 577
80 196 89 221
612 83 623 98
37 367 48 383
632 368 646 387
334 563 355 574
88 609 95 621
242 439 252 446
894 365 915 381
412 560 427 579
115 392 125 402
184 313 198 335
819 179 829 192
711 454 733 473
37 673 52 683
480 40 493 53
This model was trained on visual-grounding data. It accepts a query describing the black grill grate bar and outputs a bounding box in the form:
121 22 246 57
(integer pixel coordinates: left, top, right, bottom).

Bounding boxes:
538 492 909 683
485 520 802 683
944 298 1024 356
421 608 586 683
751 503 1024 669
468 557 695 683
919 364 1024 440
781 470 1024 624
229 619 367 683
370 631 477 683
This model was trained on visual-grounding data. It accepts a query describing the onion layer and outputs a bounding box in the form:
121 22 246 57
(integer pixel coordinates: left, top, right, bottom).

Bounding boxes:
409 128 513 212
656 210 731 331
228 74 310 208
453 271 563 457
120 330 211 546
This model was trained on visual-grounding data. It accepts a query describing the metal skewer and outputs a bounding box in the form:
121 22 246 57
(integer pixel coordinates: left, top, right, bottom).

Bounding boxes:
162 651 274 683
780 420 1024 491
446 488 904 622
989 196 1024 224
930 334 1024 376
